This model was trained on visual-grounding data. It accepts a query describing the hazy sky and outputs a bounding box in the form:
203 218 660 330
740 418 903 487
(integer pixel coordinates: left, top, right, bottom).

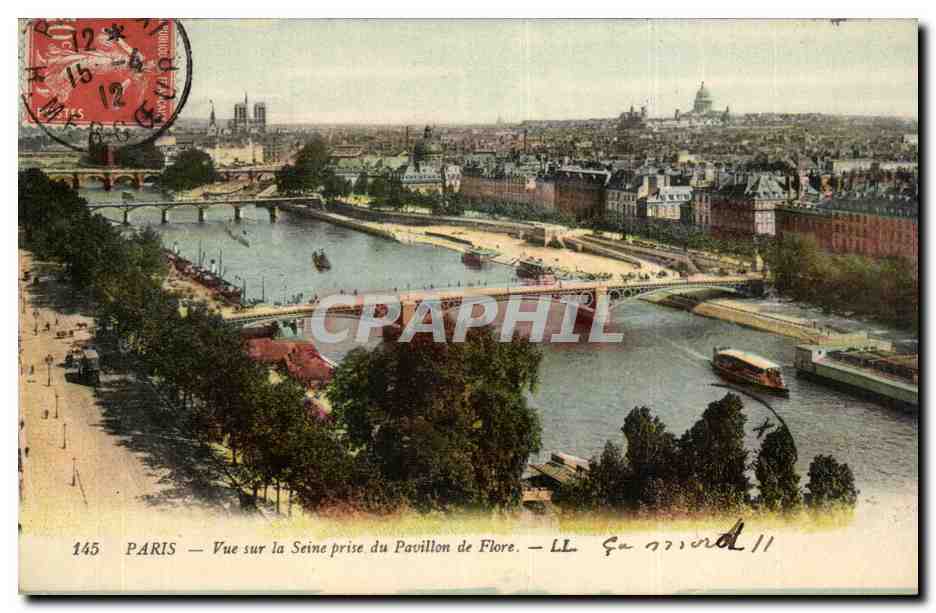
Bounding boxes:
179 19 918 124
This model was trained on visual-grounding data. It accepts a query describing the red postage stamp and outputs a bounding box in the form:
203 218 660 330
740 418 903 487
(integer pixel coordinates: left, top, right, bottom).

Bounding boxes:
24 19 178 129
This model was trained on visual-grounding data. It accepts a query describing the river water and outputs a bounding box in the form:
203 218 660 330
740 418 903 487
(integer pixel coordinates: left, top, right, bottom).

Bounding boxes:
86 187 919 500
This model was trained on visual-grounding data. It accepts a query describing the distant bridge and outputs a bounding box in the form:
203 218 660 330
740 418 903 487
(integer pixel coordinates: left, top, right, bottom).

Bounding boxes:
85 196 320 224
43 166 284 191
223 276 766 328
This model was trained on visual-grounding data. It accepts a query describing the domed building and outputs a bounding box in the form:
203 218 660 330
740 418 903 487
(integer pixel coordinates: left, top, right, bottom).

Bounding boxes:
692 81 714 114
673 81 731 124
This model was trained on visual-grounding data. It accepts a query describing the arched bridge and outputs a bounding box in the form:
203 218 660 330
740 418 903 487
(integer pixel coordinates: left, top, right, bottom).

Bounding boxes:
223 276 767 328
44 166 282 191
85 196 319 224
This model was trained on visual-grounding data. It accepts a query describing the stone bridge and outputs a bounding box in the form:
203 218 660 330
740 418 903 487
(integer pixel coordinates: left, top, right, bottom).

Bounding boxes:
44 166 282 191
85 196 318 224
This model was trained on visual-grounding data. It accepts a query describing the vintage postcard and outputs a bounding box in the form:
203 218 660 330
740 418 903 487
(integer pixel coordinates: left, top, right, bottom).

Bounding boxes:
17 18 918 595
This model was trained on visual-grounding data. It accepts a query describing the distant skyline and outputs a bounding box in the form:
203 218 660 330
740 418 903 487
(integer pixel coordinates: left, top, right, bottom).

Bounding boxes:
179 19 918 125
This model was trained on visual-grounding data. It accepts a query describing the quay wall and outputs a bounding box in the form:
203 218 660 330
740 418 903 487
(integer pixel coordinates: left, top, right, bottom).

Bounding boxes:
281 204 399 241
563 237 646 268
584 236 695 270
327 201 536 237
693 300 818 340
692 300 855 343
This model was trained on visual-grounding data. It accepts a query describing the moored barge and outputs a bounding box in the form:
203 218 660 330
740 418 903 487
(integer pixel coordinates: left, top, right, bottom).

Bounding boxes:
164 250 244 306
794 343 918 410
461 246 500 267
516 257 557 284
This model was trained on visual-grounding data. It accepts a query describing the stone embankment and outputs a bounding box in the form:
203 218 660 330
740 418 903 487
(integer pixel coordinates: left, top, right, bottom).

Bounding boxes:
644 289 872 344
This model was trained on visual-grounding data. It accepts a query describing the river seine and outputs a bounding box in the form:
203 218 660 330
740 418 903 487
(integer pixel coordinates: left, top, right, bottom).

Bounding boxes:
86 188 918 500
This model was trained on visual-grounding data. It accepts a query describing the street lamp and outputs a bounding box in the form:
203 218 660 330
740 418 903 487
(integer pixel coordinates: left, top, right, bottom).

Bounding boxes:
44 353 54 387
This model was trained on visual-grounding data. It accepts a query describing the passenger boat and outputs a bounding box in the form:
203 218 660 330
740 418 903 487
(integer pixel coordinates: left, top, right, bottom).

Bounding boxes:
712 347 789 396
313 251 332 271
461 246 499 267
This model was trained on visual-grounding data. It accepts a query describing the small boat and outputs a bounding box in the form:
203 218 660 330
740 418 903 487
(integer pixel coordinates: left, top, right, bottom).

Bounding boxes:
313 251 331 271
712 347 789 397
225 224 250 247
461 246 500 267
516 257 554 279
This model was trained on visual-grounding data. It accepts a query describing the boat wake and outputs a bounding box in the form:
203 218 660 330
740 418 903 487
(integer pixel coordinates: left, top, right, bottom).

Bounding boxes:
662 338 709 362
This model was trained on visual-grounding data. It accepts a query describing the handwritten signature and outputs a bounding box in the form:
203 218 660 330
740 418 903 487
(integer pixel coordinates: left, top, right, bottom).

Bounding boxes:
602 519 775 557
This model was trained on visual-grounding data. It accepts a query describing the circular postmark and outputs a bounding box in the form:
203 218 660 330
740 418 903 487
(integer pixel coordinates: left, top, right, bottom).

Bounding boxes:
20 18 192 154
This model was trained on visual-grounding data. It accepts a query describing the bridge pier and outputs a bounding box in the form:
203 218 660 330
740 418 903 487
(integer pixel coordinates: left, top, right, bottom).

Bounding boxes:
383 300 417 339
122 208 130 226
267 205 278 223
71 174 81 190
234 206 242 222
197 207 207 224
575 286 606 325
103 176 113 191
161 208 170 224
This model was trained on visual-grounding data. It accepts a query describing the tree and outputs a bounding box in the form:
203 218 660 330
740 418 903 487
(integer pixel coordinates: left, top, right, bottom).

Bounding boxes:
368 176 388 201
321 171 349 201
385 175 404 210
18 168 89 256
620 406 679 507
766 233 918 331
274 164 303 195
159 148 218 191
353 172 369 196
115 142 164 169
275 136 331 194
805 455 858 510
754 427 801 512
553 441 629 510
678 393 751 510
326 319 543 510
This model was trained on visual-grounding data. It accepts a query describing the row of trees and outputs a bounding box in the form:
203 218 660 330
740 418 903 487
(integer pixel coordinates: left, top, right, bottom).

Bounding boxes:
19 167 545 515
554 394 858 515
616 218 763 259
348 169 465 216
460 198 579 227
767 234 919 331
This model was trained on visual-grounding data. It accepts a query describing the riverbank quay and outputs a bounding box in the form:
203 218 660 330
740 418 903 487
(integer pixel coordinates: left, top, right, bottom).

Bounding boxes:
563 235 655 269
280 203 399 241
642 288 881 344
281 201 662 281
